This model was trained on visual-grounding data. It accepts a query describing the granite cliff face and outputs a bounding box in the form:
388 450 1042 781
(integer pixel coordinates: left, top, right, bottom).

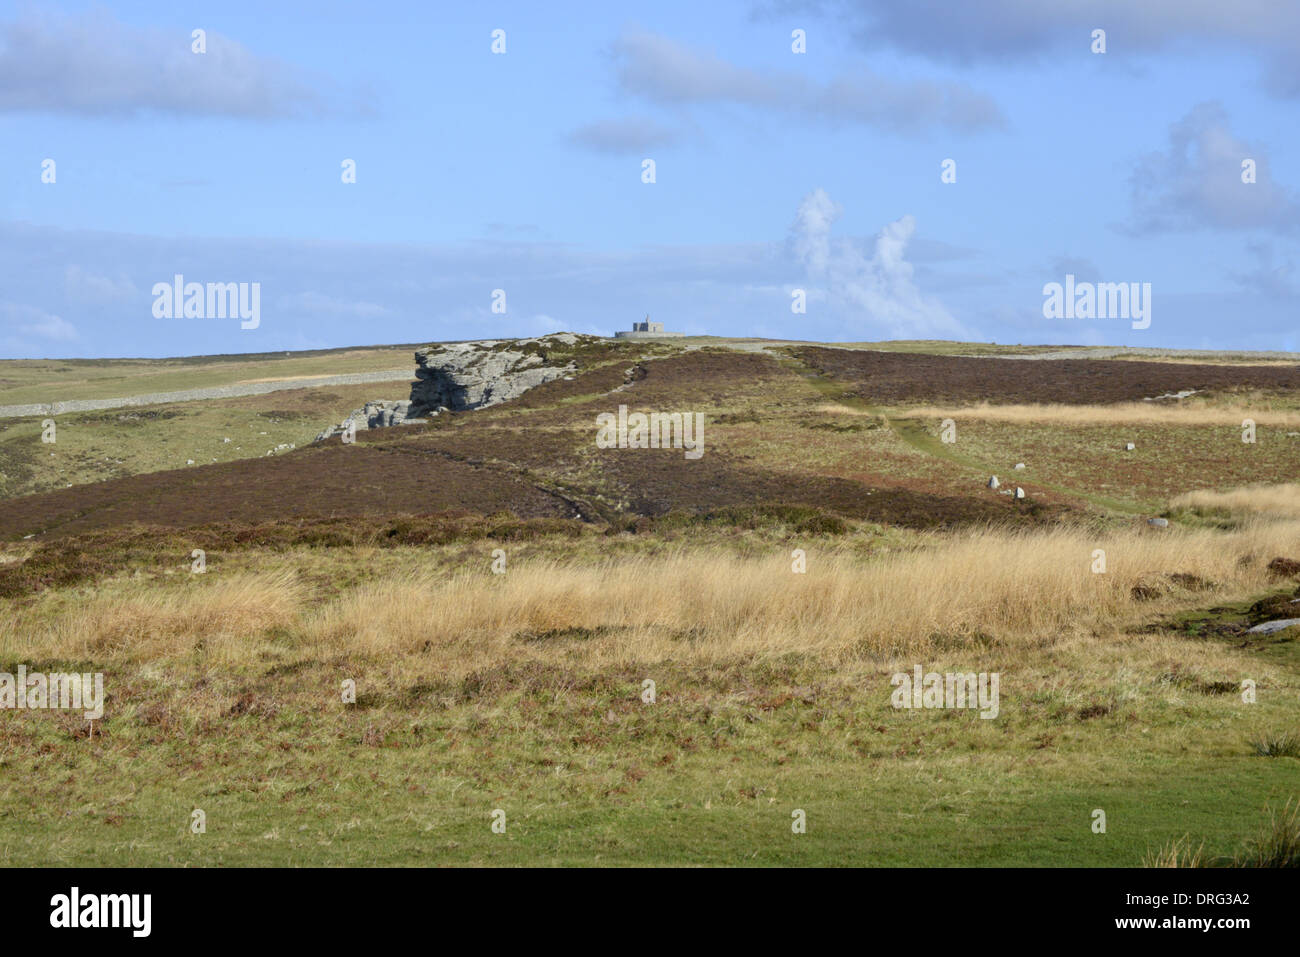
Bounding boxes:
407 333 595 416
314 333 601 442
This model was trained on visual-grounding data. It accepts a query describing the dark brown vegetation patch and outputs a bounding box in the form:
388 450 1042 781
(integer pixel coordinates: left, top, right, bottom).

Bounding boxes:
596 446 1060 528
796 347 1300 406
1267 557 1300 579
626 350 791 405
379 422 588 471
1248 593 1300 622
0 514 589 598
620 504 849 536
0 445 575 541
1 347 1083 556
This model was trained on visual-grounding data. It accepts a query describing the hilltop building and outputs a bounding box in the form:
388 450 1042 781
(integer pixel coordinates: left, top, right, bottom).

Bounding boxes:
614 315 681 339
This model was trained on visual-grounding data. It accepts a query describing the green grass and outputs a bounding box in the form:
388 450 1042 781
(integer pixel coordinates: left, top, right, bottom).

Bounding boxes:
771 354 1138 514
2 636 1295 866
3 336 1299 866
0 383 396 498
1251 731 1300 758
2 553 1298 866
935 420 1300 514
5 757 1294 867
0 345 417 406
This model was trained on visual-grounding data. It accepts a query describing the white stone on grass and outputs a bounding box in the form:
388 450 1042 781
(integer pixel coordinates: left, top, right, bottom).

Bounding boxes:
1247 619 1300 635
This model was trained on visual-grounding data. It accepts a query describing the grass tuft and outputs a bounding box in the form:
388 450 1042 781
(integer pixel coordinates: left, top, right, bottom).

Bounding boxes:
1250 731 1300 758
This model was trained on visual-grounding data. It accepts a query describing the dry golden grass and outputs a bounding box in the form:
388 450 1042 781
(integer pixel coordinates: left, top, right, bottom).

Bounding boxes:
1110 356 1300 368
16 571 305 665
4 520 1297 679
819 401 1300 428
1143 837 1206 868
1171 483 1300 519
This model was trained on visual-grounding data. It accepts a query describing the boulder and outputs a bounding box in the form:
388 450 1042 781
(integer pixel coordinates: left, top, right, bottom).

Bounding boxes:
363 400 414 428
1246 618 1300 635
1148 517 1169 528
987 476 1000 489
314 399 423 443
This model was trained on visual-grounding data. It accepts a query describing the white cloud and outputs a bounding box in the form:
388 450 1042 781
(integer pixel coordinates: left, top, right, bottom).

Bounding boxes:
1126 102 1300 234
791 188 840 276
790 189 968 337
1228 241 1296 298
777 0 1300 98
0 8 342 117
612 28 1004 133
1 302 79 350
64 265 137 303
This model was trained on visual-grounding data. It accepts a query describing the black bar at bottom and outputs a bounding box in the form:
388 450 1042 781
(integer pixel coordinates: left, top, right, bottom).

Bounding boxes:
4 866 1273 943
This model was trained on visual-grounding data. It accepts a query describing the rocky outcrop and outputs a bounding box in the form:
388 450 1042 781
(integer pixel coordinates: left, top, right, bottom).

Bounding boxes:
314 400 422 442
314 333 603 442
363 400 416 428
407 333 598 416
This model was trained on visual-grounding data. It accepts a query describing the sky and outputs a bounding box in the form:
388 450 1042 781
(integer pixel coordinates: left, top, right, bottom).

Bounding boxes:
1 0 1297 358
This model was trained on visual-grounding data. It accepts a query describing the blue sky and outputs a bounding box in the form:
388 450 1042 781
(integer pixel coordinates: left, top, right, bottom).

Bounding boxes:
1 0 1297 357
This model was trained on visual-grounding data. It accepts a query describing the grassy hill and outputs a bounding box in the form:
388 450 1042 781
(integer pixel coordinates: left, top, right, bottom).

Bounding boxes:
1 336 1298 866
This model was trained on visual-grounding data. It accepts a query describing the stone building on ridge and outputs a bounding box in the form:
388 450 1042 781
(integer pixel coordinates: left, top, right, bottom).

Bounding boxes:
614 315 680 339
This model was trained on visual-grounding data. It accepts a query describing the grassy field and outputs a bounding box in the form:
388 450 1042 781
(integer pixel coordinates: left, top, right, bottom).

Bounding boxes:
0 344 418 407
2 516 1298 865
0 383 406 499
1 337 1298 866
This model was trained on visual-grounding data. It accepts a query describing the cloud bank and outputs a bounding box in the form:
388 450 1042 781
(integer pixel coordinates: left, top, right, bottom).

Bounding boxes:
0 8 337 117
611 28 1004 134
774 0 1300 97
1126 102 1300 234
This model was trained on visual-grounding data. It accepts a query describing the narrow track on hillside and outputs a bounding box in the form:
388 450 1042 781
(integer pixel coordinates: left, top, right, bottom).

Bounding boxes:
371 440 611 523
